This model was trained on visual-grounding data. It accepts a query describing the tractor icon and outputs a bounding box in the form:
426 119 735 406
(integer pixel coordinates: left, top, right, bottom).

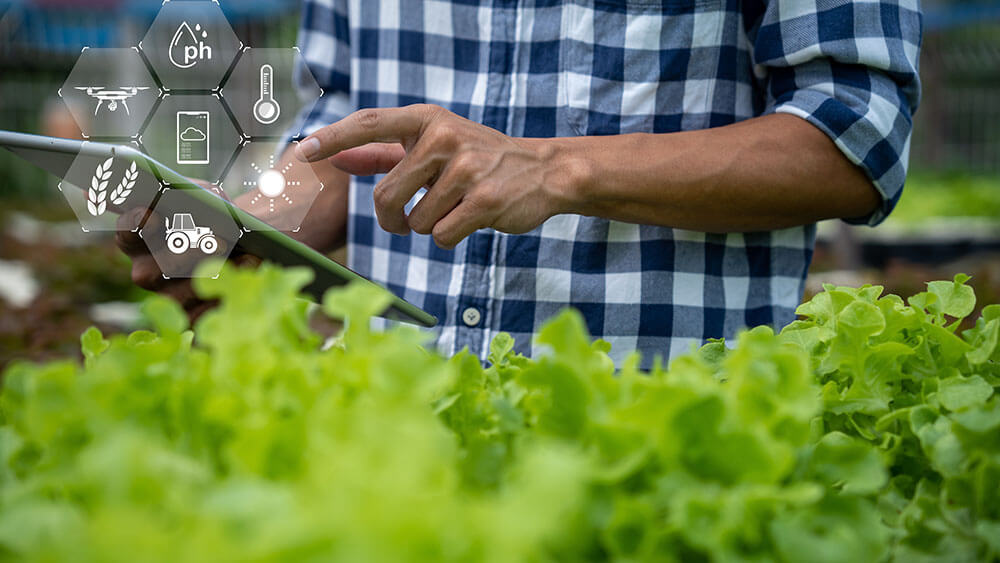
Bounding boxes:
165 213 219 255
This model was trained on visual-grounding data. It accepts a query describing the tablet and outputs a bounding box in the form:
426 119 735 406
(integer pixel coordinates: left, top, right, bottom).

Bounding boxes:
0 130 437 328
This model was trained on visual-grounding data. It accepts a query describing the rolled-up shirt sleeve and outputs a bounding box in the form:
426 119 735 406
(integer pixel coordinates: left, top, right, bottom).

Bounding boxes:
749 0 922 226
284 0 353 144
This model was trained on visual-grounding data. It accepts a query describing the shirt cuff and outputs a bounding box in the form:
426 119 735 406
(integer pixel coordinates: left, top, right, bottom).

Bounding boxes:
770 87 910 227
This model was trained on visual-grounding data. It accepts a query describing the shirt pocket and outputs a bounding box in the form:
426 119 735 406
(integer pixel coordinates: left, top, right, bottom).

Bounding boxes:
559 0 725 136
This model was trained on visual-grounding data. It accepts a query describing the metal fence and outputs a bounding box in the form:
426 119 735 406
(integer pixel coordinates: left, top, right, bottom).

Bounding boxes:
911 14 1000 174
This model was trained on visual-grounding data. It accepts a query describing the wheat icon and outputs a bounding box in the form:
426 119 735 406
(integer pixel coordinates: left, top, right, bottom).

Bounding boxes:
87 159 138 217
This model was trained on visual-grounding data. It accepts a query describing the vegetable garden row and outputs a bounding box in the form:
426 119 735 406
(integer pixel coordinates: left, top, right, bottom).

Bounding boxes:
1 263 998 562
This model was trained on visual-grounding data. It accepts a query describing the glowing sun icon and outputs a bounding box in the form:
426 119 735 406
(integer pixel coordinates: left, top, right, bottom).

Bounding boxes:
244 155 301 213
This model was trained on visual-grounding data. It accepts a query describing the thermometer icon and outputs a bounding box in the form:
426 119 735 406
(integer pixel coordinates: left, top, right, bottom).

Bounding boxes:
252 64 281 125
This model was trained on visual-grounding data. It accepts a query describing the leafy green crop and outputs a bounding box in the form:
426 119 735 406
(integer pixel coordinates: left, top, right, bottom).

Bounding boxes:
783 273 1000 561
1 264 998 562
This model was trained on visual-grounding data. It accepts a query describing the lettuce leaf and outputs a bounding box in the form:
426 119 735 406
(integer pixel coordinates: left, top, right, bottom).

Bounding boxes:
1 264 997 562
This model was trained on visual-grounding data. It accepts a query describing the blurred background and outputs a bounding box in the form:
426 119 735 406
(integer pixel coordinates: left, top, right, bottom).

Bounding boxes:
1 0 999 369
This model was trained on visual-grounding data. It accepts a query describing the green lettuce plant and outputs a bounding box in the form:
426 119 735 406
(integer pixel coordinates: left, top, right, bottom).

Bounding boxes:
782 274 1000 561
0 263 997 562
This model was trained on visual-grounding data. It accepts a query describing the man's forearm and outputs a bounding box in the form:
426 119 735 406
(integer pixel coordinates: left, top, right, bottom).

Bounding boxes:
543 113 879 233
297 105 880 247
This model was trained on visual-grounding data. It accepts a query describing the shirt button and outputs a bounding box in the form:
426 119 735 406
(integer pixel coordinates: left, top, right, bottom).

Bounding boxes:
462 307 482 327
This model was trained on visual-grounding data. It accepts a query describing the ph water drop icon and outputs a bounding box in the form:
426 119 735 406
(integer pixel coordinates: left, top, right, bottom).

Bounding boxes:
169 22 213 69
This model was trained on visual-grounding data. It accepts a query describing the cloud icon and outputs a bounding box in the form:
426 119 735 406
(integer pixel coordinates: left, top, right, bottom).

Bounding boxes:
179 126 207 142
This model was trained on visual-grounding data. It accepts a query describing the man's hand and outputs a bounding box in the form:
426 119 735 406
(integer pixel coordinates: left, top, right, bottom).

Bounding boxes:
115 207 260 321
116 152 351 321
296 104 573 249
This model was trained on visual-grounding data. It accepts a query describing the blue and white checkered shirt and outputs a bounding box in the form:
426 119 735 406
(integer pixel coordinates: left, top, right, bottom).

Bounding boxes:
290 0 921 368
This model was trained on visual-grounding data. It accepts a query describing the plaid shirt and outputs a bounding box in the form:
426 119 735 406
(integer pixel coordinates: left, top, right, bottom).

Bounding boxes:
290 0 921 367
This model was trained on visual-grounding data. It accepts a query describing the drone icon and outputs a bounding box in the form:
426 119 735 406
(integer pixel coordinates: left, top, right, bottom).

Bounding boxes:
75 86 151 116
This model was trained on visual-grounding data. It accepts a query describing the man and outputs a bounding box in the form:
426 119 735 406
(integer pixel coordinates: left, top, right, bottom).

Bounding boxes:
121 0 921 368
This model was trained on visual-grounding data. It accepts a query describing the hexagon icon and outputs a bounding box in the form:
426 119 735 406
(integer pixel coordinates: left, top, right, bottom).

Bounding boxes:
57 142 163 232
140 0 241 91
143 93 241 184
219 140 325 231
222 47 322 138
142 187 242 278
60 48 160 138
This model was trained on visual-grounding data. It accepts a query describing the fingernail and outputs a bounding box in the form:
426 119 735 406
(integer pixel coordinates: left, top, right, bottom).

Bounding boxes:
297 138 320 161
